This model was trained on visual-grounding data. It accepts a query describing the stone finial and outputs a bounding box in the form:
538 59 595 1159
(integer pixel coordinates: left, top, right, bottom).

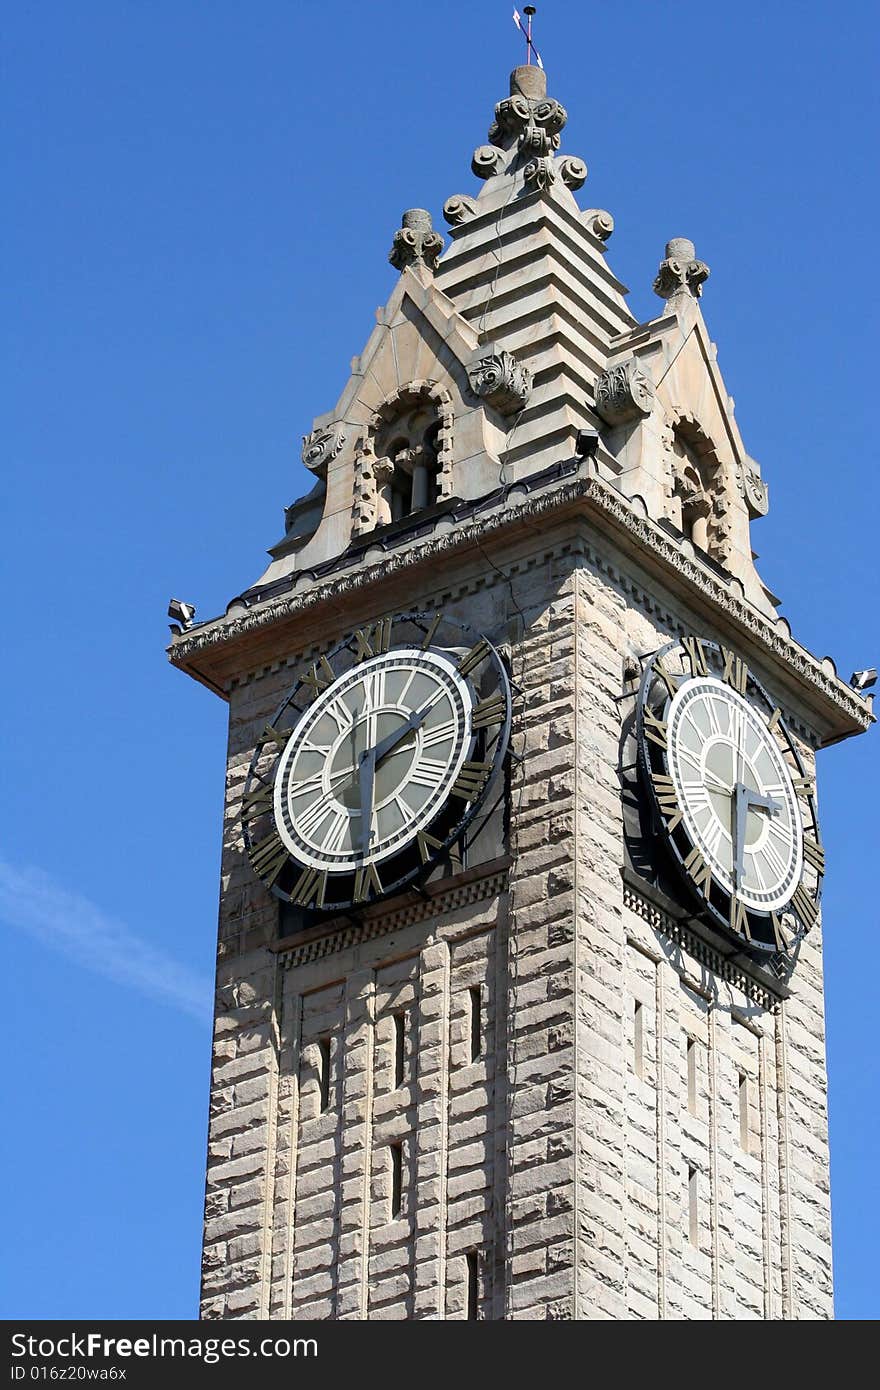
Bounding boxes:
653 238 710 300
468 349 532 417
389 208 444 274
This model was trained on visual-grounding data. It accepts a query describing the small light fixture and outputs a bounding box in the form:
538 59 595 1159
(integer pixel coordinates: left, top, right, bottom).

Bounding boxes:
850 668 877 692
168 598 196 634
575 428 600 459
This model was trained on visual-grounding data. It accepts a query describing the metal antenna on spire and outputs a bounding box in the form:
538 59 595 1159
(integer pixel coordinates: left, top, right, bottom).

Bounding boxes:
512 8 543 70
524 6 536 65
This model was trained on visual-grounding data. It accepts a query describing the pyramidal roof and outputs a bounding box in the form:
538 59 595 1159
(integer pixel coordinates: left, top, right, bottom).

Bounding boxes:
167 64 873 747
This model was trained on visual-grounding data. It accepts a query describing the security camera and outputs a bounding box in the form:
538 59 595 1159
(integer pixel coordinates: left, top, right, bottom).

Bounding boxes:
168 598 196 631
575 428 600 459
850 668 877 692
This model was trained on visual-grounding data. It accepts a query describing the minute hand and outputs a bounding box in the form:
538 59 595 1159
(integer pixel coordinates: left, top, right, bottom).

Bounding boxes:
367 702 434 767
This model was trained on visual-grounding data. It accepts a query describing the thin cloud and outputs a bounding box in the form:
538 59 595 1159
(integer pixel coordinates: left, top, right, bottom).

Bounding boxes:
0 858 212 1025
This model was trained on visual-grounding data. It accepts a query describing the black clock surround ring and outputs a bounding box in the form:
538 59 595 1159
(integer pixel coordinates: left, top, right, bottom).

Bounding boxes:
241 608 511 913
636 635 824 956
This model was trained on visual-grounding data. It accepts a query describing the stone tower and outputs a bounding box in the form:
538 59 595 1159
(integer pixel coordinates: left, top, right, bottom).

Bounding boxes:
169 63 873 1320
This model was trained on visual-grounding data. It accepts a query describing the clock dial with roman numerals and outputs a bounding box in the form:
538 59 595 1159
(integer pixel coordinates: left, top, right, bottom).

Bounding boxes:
241 610 510 914
637 636 823 956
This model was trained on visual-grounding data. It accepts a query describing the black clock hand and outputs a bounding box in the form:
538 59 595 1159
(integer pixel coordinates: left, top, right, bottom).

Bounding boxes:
359 748 376 854
733 783 781 893
367 699 436 768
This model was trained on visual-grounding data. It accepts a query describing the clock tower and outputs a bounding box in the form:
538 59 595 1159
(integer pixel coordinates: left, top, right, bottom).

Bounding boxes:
169 62 873 1319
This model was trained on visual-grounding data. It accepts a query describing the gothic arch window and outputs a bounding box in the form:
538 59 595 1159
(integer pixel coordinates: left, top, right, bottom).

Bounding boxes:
668 413 731 564
352 381 454 536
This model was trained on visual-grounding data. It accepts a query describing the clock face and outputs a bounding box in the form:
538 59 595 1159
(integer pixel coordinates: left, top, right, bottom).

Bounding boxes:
272 647 473 873
637 637 824 955
666 676 802 913
241 610 510 914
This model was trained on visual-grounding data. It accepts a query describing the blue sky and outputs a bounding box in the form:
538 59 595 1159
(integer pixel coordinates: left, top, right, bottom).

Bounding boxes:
3 1 878 1320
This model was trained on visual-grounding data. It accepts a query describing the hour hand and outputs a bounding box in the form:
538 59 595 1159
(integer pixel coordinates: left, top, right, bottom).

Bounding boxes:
358 749 376 854
732 783 781 893
369 701 433 767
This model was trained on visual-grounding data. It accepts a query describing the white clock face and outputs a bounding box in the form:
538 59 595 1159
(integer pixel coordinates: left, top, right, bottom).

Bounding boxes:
666 676 803 912
272 647 473 872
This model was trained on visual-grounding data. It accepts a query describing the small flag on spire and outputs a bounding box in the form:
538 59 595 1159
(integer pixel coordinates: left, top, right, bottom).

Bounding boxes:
512 7 544 69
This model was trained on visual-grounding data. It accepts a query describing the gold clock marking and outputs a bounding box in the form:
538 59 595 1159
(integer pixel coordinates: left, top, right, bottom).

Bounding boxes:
241 782 273 818
353 862 383 903
770 911 791 952
249 831 288 888
301 655 336 696
472 693 507 730
792 775 815 798
261 720 294 748
651 772 683 831
420 611 443 650
683 844 713 896
450 760 492 800
767 707 783 734
642 707 668 750
652 657 679 699
790 882 819 931
457 639 491 678
802 837 825 874
417 829 444 865
720 647 749 695
681 636 709 678
353 618 393 662
290 866 327 909
729 894 751 940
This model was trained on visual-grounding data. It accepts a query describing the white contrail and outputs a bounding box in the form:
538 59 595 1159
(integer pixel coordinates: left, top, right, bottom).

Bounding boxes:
0 858 212 1025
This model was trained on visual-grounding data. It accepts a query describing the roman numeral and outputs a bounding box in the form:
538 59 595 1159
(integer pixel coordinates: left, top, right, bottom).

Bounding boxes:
450 760 491 801
353 861 383 903
471 692 507 730
290 866 327 909
249 831 288 887
300 655 336 696
652 657 679 699
721 647 749 695
802 837 825 874
681 636 708 678
260 720 294 748
767 707 783 734
790 882 819 931
241 781 274 818
729 893 751 940
410 758 448 790
792 775 815 798
457 639 491 678
420 611 443 650
683 844 713 896
770 911 791 952
297 796 333 838
422 718 457 748
353 617 393 661
642 707 668 750
417 829 444 865
651 773 683 831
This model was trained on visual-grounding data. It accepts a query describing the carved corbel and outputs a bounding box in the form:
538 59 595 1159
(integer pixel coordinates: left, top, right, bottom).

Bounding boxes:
301 425 345 477
443 194 479 226
594 359 655 425
468 350 532 417
523 156 556 191
742 457 770 517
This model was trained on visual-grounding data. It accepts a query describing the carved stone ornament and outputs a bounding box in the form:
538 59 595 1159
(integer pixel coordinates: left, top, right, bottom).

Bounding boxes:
301 425 345 476
443 194 479 226
468 350 532 417
557 156 587 190
653 238 710 300
489 94 568 156
471 145 504 180
742 460 770 517
583 209 614 241
595 358 655 426
523 156 556 192
389 208 443 274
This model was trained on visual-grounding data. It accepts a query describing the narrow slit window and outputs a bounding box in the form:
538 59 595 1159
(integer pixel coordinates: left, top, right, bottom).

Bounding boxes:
633 1000 644 1078
738 1072 750 1153
687 1165 699 1248
393 1012 406 1089
466 1250 479 1320
390 1142 403 1219
686 1037 697 1116
318 1037 331 1113
469 986 482 1062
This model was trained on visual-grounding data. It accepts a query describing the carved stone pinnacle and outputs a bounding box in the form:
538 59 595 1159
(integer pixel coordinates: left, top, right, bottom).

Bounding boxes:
389 208 444 274
653 238 710 300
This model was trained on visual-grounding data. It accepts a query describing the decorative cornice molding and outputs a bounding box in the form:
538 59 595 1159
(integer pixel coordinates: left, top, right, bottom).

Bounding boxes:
623 881 781 1012
169 473 872 738
276 865 508 970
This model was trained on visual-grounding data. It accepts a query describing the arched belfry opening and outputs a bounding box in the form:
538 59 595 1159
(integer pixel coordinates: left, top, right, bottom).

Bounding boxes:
668 415 730 563
353 381 454 535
